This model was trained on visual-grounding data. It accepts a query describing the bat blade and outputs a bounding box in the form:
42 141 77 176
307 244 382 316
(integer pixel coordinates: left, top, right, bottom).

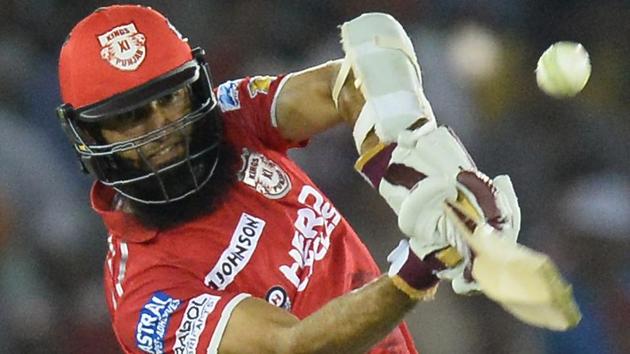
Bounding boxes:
444 190 582 331
464 225 582 331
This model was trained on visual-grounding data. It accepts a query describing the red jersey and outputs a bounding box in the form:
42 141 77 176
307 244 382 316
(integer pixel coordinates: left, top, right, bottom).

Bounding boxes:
96 75 418 353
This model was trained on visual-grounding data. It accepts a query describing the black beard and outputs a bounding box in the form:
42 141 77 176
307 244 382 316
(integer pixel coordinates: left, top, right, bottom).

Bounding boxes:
125 140 240 230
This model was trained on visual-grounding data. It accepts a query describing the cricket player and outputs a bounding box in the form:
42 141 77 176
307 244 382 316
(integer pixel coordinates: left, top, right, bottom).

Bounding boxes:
56 4 521 353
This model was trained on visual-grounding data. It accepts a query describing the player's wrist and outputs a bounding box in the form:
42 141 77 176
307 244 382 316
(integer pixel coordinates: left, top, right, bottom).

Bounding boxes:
387 240 446 301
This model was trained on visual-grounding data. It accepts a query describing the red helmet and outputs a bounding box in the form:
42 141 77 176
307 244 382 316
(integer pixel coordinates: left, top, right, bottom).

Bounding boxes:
59 5 194 108
57 5 222 204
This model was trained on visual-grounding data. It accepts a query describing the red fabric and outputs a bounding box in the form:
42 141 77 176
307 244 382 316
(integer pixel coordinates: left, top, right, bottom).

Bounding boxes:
59 5 192 108
97 75 418 353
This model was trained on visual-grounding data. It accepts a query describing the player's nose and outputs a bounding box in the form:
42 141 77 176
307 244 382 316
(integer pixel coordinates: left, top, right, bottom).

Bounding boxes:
145 101 172 130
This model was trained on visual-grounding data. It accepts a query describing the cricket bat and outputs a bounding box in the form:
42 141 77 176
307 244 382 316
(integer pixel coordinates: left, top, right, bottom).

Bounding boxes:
445 190 582 331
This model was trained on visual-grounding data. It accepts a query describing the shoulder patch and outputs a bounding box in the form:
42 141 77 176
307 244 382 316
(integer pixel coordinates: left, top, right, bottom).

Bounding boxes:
247 75 276 98
217 80 242 112
135 292 181 354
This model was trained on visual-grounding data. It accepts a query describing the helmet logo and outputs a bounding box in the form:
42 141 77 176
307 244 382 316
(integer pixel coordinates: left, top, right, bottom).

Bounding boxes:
98 23 146 71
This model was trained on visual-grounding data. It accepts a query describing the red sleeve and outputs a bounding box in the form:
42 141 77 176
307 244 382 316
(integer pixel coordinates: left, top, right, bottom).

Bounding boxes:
215 75 307 152
112 268 250 354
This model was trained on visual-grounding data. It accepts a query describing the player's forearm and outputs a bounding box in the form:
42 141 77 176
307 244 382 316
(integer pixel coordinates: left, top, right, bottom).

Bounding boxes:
281 275 416 354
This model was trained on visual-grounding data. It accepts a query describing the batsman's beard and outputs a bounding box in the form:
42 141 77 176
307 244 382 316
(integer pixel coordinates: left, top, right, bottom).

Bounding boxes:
125 139 240 230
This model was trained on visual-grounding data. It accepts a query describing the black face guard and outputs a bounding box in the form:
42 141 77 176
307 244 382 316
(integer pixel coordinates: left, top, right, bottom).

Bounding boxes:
57 48 223 204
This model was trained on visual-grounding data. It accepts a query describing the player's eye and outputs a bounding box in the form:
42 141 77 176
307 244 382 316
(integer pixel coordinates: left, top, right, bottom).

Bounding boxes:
104 106 149 131
116 110 135 121
157 92 176 106
156 87 189 107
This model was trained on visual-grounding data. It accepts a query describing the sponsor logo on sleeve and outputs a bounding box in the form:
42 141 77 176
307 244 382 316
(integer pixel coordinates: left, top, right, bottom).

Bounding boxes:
173 294 221 354
217 80 242 112
247 75 275 98
238 148 291 199
265 286 291 311
136 292 181 354
204 213 266 290
98 23 146 71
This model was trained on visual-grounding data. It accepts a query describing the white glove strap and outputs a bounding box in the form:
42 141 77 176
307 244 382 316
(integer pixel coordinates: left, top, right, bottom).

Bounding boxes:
335 12 436 153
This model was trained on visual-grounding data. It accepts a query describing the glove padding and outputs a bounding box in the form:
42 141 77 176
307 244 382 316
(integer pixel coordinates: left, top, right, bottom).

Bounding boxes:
379 126 521 294
446 173 521 294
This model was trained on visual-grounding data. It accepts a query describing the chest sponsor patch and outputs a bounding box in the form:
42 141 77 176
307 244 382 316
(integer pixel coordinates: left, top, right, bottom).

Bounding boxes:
98 23 146 71
205 213 266 290
217 80 242 112
239 148 291 199
279 185 341 291
173 294 221 354
136 292 181 354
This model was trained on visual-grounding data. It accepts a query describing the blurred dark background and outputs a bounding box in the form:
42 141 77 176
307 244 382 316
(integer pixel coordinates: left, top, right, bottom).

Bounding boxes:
0 1 628 353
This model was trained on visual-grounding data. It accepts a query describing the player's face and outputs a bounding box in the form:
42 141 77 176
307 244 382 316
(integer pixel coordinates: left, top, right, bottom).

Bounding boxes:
99 87 193 168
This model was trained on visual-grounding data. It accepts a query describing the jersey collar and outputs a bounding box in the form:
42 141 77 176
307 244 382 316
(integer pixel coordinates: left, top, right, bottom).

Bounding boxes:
91 182 159 243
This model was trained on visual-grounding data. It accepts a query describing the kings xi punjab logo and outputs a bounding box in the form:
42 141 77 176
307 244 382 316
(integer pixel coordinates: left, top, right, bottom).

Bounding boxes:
239 149 291 199
98 23 146 71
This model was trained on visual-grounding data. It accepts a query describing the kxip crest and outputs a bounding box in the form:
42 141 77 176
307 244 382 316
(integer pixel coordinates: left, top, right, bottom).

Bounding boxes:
239 149 291 199
98 23 146 71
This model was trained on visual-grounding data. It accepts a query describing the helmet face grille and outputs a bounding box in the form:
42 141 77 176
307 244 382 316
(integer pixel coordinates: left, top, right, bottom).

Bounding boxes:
93 111 221 204
109 138 221 204
60 52 224 204
57 4 220 204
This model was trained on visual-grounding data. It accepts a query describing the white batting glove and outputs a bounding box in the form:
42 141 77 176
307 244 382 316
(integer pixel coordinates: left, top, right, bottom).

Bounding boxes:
445 173 521 294
381 127 521 294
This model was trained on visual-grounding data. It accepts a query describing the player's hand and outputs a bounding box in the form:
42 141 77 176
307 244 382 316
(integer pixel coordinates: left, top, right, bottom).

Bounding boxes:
384 127 521 294
444 173 521 294
391 127 474 260
396 171 478 294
